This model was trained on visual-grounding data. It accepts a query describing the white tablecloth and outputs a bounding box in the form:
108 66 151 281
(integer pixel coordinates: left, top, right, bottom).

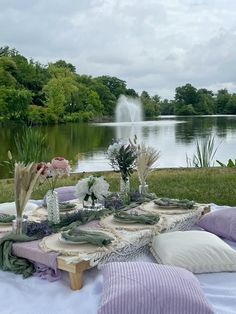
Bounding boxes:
0 204 236 314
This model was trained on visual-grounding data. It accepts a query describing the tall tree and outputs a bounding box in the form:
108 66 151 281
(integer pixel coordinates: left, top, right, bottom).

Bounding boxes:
52 60 76 73
140 91 160 117
43 64 78 116
91 79 116 116
175 83 198 115
0 47 50 106
196 88 215 114
96 76 127 99
160 99 175 115
126 88 139 97
0 57 17 87
225 94 236 114
0 87 32 120
216 89 231 113
175 83 198 105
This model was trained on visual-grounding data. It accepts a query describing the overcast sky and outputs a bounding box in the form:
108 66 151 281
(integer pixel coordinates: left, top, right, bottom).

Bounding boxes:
1 0 236 99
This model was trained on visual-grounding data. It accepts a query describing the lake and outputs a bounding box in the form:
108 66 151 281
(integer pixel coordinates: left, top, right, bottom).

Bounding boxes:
1 115 236 179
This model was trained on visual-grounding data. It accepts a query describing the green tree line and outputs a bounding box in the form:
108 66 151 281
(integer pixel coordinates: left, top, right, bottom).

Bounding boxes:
160 83 236 115
0 47 235 124
0 46 160 124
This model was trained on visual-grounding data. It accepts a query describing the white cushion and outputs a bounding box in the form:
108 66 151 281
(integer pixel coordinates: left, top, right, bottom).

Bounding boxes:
0 201 38 215
151 230 236 273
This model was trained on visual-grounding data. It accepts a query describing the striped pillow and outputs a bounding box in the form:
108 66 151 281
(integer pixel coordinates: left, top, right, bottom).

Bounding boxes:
98 262 214 314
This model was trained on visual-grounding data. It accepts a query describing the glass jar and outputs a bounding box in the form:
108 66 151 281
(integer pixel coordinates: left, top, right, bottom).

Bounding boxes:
139 183 149 196
83 198 103 211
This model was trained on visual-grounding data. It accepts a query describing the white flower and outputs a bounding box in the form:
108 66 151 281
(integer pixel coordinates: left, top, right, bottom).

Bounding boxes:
75 177 90 199
75 176 110 201
107 141 122 160
90 176 110 200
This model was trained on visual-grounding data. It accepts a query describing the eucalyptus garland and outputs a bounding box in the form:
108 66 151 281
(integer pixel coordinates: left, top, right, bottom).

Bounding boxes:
26 208 114 238
26 191 158 238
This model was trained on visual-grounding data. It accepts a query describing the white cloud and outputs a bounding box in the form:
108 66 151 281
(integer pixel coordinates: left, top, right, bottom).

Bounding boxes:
0 0 236 98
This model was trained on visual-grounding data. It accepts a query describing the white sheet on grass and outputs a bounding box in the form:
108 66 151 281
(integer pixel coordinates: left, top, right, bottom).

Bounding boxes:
0 204 235 314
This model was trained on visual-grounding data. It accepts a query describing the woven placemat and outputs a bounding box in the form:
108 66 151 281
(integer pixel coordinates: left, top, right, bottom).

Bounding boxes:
140 201 210 215
100 212 164 232
39 228 121 257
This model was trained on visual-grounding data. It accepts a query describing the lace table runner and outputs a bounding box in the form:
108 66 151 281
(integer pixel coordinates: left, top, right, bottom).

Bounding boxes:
39 202 210 266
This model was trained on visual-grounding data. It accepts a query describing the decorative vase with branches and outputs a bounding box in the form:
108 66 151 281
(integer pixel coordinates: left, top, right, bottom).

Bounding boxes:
136 144 160 196
37 157 71 224
107 140 136 195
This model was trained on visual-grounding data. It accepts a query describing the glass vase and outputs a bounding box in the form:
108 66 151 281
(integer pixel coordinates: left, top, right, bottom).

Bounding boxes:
139 183 149 196
12 217 28 235
46 189 60 224
83 197 103 211
120 176 130 194
120 176 130 204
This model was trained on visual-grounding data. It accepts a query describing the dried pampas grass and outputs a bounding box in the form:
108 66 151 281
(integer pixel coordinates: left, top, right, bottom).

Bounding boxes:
136 145 160 185
14 162 42 218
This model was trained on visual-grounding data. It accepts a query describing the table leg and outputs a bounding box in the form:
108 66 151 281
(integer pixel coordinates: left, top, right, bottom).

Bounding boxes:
57 257 90 290
69 271 83 290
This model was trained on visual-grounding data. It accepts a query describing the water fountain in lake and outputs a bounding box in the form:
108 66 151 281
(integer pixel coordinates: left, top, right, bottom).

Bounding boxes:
115 95 143 123
115 95 143 139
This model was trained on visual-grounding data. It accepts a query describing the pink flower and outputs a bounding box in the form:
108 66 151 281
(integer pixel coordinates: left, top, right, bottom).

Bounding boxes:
36 162 48 175
51 157 70 170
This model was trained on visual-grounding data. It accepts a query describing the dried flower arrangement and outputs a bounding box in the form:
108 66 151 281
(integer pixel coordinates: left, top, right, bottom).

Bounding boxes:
14 162 42 234
136 144 160 186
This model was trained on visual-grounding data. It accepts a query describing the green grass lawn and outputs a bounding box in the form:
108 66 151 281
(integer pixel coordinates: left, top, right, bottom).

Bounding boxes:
0 167 235 206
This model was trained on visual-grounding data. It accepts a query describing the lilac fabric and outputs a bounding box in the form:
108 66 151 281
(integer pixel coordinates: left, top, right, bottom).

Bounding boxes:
13 239 61 283
33 262 61 282
197 207 236 242
98 262 214 314
12 239 59 269
43 186 76 203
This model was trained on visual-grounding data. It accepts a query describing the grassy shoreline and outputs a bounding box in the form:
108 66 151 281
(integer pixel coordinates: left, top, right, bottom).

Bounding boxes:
0 167 235 206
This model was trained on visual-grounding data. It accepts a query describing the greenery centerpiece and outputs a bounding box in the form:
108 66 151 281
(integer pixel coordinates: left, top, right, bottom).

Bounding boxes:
37 157 71 224
75 175 110 210
107 140 137 195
